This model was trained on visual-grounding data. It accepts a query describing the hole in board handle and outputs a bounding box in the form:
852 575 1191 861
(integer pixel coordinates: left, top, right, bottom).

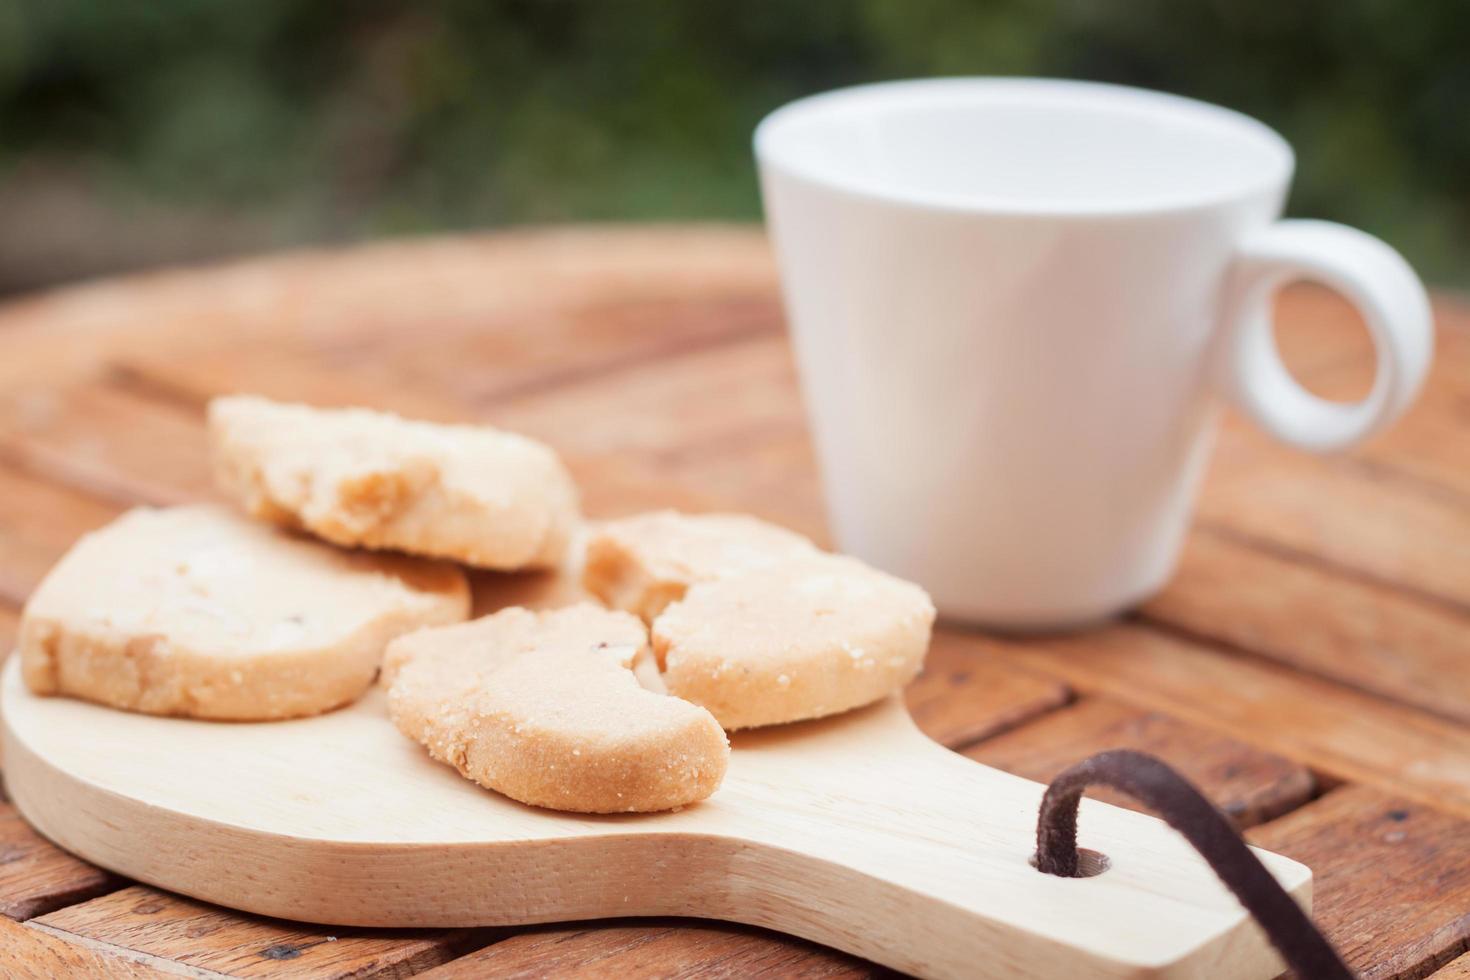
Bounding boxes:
1030 847 1110 878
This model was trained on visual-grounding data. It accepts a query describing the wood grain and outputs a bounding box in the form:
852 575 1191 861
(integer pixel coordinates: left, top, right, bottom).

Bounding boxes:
1434 952 1470 978
0 381 213 506
44 227 781 420
904 633 1072 749
487 330 831 537
0 464 121 604
1198 429 1470 610
1358 405 1470 509
492 334 802 470
955 625 1470 816
112 345 471 422
32 886 495 979
0 228 778 390
1248 787 1470 980
385 294 783 406
1145 528 1470 724
418 921 882 979
0 916 167 979
966 697 1314 828
0 802 116 920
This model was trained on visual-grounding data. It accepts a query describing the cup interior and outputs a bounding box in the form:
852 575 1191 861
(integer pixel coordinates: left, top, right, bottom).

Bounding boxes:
755 78 1293 213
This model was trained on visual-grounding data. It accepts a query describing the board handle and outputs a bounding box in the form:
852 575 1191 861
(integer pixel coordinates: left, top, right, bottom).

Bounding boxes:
715 703 1313 979
1035 749 1351 978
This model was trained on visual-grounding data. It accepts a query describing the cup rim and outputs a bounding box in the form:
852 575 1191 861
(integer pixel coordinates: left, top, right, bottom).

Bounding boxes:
753 77 1296 217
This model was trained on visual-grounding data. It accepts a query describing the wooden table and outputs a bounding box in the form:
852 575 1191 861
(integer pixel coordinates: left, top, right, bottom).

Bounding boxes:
0 227 1468 979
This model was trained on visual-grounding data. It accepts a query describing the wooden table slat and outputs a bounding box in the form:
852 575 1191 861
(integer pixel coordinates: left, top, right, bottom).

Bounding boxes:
1247 786 1470 980
0 228 779 389
380 294 783 406
0 917 168 979
903 639 1072 749
0 381 214 506
964 625 1470 817
1197 444 1470 611
30 887 498 979
417 921 885 980
0 802 118 921
965 696 1315 829
1145 528 1470 725
1197 314 1470 611
110 348 475 422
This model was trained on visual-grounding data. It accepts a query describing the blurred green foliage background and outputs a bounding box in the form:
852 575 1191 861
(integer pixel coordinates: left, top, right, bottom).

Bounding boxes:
0 0 1465 293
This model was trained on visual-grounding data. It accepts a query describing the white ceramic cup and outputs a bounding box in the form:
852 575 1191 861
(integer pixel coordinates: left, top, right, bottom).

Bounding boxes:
755 78 1432 629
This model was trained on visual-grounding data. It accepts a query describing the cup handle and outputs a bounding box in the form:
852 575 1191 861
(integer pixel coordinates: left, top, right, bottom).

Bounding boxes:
1218 219 1434 452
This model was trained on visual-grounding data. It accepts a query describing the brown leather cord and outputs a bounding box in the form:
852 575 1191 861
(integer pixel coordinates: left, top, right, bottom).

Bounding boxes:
1034 749 1352 979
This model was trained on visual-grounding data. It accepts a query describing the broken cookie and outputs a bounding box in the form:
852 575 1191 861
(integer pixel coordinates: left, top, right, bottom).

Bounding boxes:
385 604 729 813
209 395 580 570
652 553 936 729
585 510 936 730
584 510 818 622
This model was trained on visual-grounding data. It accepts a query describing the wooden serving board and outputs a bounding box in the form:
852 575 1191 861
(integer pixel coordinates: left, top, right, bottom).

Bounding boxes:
1 657 1307 979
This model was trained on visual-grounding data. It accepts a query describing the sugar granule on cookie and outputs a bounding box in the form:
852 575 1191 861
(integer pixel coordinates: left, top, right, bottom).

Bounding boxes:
386 603 729 813
209 395 580 570
651 553 935 730
20 504 469 721
583 510 818 622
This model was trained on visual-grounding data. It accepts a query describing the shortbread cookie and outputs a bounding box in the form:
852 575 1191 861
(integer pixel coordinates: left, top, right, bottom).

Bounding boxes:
209 395 580 570
652 554 935 729
386 604 728 813
584 511 818 622
20 505 469 720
